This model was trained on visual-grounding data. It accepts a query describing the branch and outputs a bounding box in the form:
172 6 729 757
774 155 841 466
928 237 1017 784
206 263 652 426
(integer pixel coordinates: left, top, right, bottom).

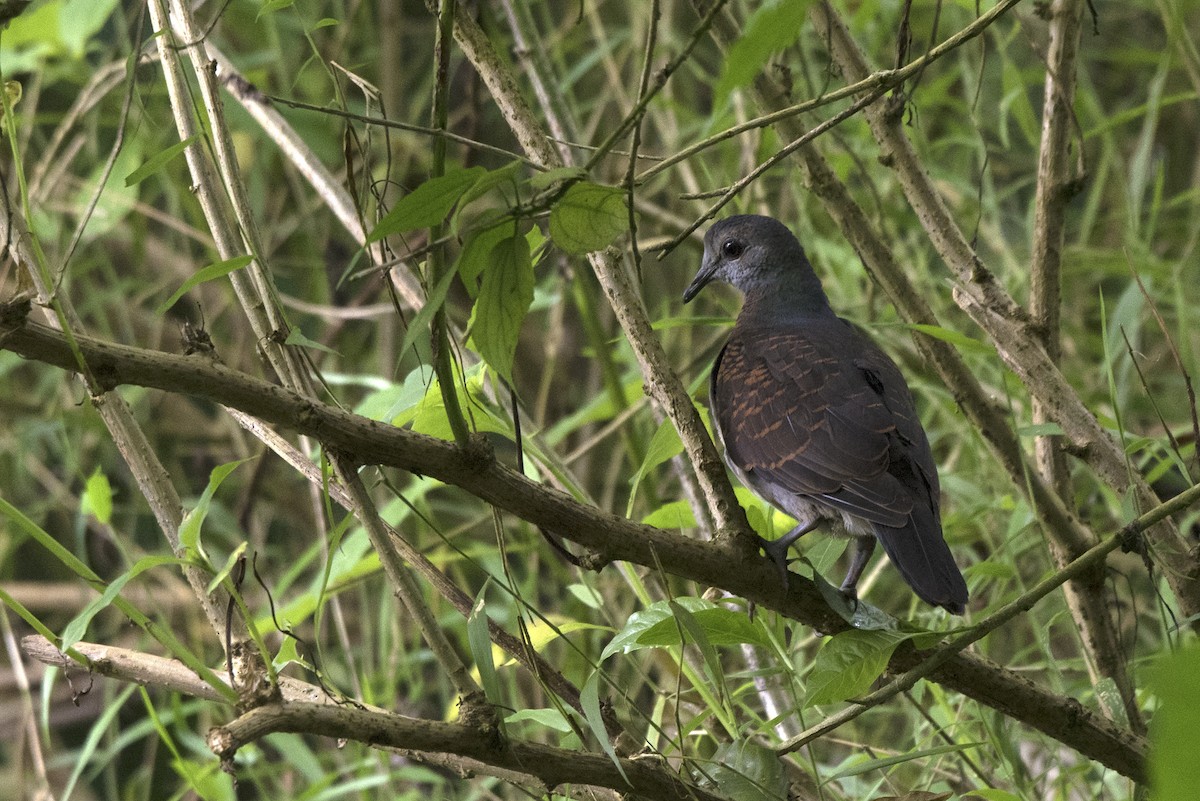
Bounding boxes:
0 310 1160 779
20 636 723 801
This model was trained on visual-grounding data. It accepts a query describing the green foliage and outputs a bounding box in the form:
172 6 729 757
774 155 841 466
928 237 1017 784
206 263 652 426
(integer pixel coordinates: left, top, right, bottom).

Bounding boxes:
466 230 534 382
547 181 630 254
1149 642 1200 801
805 629 913 707
2 0 1196 798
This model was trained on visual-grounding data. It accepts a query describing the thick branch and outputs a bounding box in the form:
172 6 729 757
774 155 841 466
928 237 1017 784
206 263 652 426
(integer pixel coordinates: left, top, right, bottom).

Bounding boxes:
0 312 1157 779
208 701 728 801
20 636 719 801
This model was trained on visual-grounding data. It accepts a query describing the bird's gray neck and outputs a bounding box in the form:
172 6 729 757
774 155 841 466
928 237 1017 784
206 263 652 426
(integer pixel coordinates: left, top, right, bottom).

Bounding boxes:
739 270 834 322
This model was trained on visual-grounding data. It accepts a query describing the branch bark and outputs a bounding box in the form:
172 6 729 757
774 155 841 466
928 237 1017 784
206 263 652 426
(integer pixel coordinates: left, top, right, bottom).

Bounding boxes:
20 636 722 801
0 310 1160 780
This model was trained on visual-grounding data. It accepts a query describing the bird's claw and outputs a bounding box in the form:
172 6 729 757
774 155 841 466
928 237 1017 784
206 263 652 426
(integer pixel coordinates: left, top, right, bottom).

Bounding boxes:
757 535 793 590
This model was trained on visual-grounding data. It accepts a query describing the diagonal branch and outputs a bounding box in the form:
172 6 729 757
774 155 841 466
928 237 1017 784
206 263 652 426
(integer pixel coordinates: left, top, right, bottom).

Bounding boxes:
0 310 1160 779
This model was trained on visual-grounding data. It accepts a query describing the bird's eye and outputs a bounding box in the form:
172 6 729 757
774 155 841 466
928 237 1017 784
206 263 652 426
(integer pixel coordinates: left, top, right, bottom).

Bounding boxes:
722 239 744 259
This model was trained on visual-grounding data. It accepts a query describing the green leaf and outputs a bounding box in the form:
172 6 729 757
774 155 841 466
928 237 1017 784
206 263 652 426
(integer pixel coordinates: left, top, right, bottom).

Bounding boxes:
602 597 767 659
125 136 195 187
179 458 251 568
257 0 295 20
467 233 534 381
1149 640 1200 801
455 161 523 218
699 740 788 801
640 500 697 529
311 17 338 30
81 468 113 525
59 0 121 58
548 181 629 254
906 323 997 355
284 326 340 355
155 255 254 315
467 581 503 711
806 629 912 707
397 265 460 364
206 541 248 594
528 166 587 191
666 599 728 702
581 670 629 785
1017 422 1066 437
367 167 486 242
506 708 574 733
829 742 985 779
626 420 683 516
715 0 813 103
61 555 183 651
456 221 516 296
637 604 769 650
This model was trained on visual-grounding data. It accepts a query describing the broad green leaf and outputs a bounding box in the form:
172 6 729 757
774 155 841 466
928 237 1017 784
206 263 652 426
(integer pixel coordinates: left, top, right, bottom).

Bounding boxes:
367 167 485 242
496 617 611 667
467 233 534 381
1149 641 1200 801
626 420 683 515
715 0 813 103
456 221 517 296
59 0 121 58
80 467 113 525
641 500 697 530
125 136 195 187
1016 422 1066 437
699 740 788 801
806 628 912 707
566 582 604 610
667 599 728 701
548 181 629 254
455 161 522 218
603 597 707 659
403 369 510 440
155 255 254 315
965 790 1026 801
637 604 769 650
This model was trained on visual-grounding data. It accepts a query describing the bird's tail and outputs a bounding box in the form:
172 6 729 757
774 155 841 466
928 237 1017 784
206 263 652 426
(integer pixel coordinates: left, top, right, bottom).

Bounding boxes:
873 511 968 614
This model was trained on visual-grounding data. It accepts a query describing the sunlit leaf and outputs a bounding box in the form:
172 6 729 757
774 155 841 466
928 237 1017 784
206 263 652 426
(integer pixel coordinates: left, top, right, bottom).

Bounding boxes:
367 167 485 242
548 181 629 254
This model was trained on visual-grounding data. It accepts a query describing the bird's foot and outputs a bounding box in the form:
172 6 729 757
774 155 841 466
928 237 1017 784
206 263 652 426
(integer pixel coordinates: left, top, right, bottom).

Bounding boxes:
757 535 794 589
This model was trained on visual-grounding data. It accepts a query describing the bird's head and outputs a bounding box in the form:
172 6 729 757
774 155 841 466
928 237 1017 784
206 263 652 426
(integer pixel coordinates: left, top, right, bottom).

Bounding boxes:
683 215 827 311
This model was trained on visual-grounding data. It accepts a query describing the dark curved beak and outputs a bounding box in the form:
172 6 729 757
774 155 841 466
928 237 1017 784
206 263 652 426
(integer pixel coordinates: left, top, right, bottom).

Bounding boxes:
682 255 719 303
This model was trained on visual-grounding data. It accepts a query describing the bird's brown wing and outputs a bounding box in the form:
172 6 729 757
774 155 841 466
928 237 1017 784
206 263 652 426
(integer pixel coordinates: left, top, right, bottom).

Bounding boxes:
712 319 924 528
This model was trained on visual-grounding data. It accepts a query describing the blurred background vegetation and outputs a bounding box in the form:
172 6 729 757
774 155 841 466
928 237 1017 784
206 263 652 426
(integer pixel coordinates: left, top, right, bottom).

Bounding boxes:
1 0 1198 799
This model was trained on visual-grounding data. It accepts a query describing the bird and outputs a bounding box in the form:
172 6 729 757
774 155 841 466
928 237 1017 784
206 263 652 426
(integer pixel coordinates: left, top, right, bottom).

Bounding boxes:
683 215 968 614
